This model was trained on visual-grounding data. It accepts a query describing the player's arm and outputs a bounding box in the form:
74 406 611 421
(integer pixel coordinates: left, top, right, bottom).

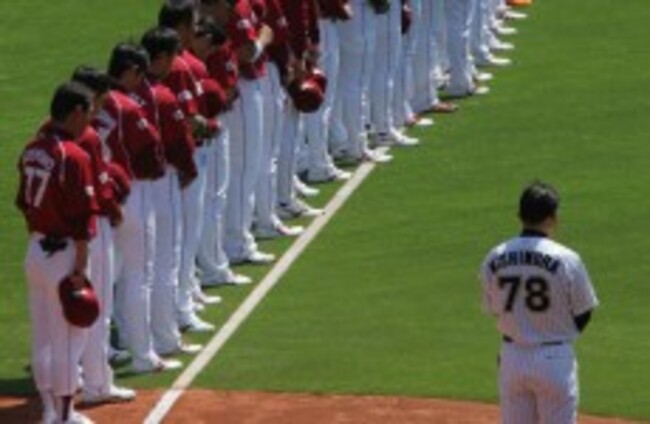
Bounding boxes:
229 7 273 64
566 253 599 333
574 310 592 333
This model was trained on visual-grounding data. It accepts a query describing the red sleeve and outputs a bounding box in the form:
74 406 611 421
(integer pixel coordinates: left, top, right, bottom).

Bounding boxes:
160 95 198 181
106 162 131 204
15 158 28 214
163 60 200 117
62 148 99 240
124 108 166 180
227 2 258 50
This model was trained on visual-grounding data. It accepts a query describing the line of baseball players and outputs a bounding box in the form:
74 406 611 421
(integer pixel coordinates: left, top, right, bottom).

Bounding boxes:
16 0 528 422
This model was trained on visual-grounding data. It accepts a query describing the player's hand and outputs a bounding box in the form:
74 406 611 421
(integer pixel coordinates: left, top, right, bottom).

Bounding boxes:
259 24 274 46
110 206 124 228
68 270 87 290
342 3 353 19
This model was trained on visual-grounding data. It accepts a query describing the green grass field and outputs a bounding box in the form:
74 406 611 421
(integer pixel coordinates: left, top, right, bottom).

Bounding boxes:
1 0 650 421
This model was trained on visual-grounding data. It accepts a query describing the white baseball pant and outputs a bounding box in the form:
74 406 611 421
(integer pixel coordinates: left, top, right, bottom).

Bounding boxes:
277 104 303 208
113 180 159 370
470 0 492 64
445 0 474 94
371 2 402 134
224 78 264 260
337 0 377 157
197 127 232 283
80 217 115 394
256 64 285 231
26 234 88 397
151 169 183 354
500 343 578 424
412 0 440 113
393 0 422 128
177 146 209 322
305 19 340 177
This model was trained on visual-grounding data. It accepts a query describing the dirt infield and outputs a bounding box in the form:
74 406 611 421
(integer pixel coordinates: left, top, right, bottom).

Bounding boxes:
0 390 640 423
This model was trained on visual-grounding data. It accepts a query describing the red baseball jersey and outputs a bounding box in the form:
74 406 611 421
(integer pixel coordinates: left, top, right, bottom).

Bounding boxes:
16 126 98 240
280 0 320 59
93 89 166 181
133 78 198 182
227 0 267 80
180 50 220 134
163 55 200 118
206 42 240 107
261 0 292 75
317 0 351 20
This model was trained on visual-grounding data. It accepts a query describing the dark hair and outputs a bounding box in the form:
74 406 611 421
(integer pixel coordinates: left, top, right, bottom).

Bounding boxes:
50 82 93 122
71 66 112 95
159 0 196 29
195 18 227 46
518 181 560 226
108 42 150 79
141 27 182 61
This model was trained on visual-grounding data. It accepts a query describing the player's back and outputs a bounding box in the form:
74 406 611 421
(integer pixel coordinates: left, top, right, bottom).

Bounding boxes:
480 231 598 346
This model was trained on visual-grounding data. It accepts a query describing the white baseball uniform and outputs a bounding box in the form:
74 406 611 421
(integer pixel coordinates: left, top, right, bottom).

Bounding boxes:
393 0 421 128
412 0 442 113
480 232 599 424
370 0 402 134
336 0 377 157
445 0 475 95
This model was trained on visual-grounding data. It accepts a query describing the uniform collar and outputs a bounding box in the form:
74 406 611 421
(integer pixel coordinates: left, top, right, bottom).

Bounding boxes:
520 228 549 238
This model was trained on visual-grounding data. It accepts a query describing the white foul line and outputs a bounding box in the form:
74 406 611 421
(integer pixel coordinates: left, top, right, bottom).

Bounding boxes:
144 156 382 423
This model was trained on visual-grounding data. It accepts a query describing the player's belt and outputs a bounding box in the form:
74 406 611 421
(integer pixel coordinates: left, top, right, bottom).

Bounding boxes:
502 335 565 346
39 235 68 257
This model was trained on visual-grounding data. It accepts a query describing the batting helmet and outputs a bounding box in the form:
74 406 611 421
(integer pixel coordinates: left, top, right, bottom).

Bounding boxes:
288 78 324 113
58 275 100 328
309 68 328 93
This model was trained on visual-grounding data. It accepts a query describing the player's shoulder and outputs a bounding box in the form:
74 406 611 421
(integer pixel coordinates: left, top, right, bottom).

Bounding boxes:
152 82 177 104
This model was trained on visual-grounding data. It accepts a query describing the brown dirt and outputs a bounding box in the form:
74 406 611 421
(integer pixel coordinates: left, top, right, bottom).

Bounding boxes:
0 390 641 423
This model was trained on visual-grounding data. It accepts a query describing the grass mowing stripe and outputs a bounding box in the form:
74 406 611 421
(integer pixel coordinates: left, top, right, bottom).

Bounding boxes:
145 154 384 423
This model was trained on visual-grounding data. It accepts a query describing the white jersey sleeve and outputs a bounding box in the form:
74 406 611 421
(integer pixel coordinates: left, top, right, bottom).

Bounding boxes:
565 252 599 316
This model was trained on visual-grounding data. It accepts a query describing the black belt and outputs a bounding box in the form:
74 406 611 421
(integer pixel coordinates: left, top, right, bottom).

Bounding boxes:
39 235 68 256
502 335 564 346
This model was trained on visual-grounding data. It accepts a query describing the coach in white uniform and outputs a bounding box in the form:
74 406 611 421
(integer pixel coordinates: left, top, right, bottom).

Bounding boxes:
480 181 599 424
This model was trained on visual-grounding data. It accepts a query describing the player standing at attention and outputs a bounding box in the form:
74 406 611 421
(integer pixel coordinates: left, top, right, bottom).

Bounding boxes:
479 181 599 424
68 67 136 405
17 82 98 424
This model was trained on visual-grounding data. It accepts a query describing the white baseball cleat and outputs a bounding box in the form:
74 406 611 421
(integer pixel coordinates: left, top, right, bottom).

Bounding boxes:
255 223 304 240
81 385 136 405
493 25 518 36
491 40 515 51
305 166 352 183
62 411 95 424
132 358 183 374
294 177 320 198
202 270 253 287
108 348 131 366
179 313 215 333
474 71 494 82
230 250 276 265
159 343 203 357
476 55 512 68
277 199 324 220
193 289 222 305
363 148 393 163
504 10 527 20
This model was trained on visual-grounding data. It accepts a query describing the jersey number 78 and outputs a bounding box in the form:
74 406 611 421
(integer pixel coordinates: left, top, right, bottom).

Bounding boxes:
498 275 551 313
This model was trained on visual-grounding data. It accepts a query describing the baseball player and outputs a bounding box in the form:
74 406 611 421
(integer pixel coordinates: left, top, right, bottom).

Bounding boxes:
222 0 277 264
158 1 222 334
334 0 392 164
302 0 353 183
196 6 255 286
98 43 182 373
67 67 136 405
138 26 207 356
479 181 599 424
253 0 306 239
370 0 420 147
17 82 98 424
